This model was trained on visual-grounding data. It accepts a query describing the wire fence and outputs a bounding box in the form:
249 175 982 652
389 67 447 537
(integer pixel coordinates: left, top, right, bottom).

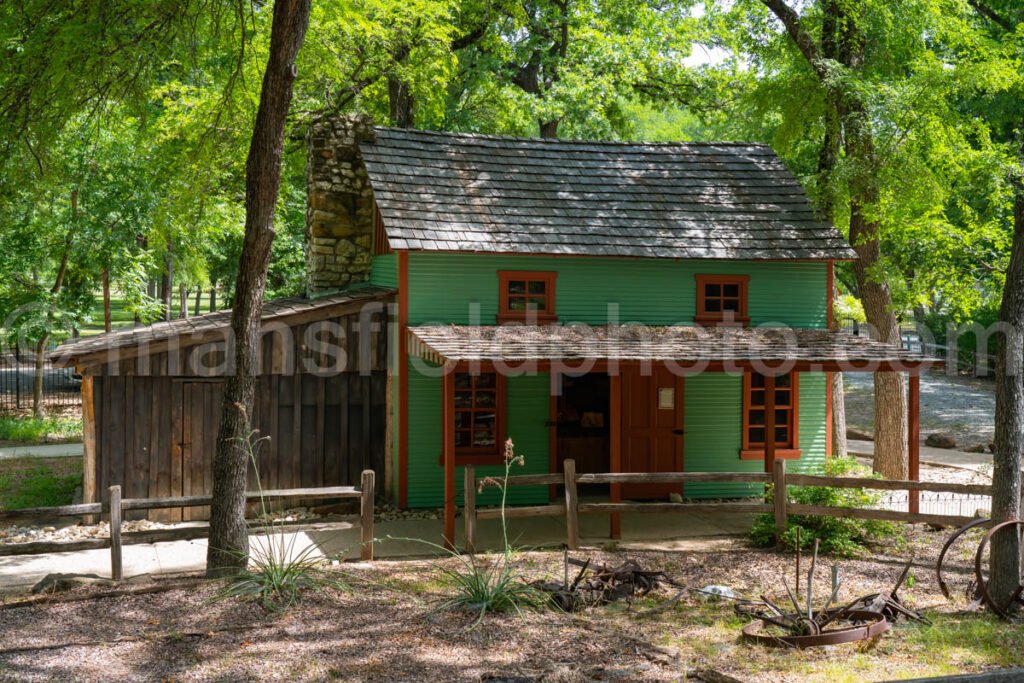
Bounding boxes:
874 490 991 519
0 343 81 412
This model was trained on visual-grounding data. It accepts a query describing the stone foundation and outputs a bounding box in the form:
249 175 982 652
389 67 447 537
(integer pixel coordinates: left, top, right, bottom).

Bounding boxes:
306 114 377 294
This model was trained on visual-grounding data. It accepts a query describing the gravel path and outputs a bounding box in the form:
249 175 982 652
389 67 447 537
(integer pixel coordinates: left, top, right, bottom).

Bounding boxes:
845 370 995 449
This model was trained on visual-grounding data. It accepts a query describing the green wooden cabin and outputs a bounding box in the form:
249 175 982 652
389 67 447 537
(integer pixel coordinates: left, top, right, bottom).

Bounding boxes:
306 117 933 542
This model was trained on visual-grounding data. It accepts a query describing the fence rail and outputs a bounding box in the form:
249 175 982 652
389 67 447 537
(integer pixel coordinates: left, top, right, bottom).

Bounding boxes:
0 472 375 579
464 460 998 552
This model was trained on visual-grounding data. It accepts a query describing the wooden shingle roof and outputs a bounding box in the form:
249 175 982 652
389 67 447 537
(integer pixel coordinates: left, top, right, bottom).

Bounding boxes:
407 325 939 371
360 128 856 261
52 286 395 368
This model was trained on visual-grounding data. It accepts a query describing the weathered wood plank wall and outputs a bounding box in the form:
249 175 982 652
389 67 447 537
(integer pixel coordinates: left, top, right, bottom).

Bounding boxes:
88 307 388 520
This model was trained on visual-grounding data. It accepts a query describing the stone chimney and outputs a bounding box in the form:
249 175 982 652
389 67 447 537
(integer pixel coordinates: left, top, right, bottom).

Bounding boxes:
306 114 377 294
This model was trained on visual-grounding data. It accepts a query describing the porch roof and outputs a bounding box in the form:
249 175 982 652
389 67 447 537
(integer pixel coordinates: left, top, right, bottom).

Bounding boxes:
407 324 941 372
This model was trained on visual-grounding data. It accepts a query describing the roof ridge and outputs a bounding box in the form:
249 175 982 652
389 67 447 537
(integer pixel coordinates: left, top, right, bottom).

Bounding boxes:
371 126 771 149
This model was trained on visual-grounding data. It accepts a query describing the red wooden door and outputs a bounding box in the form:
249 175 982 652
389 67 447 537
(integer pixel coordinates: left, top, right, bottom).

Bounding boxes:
620 365 684 499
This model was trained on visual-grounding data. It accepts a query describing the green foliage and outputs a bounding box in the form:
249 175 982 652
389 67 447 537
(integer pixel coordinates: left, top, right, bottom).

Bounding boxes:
0 465 81 510
751 457 901 557
0 416 82 444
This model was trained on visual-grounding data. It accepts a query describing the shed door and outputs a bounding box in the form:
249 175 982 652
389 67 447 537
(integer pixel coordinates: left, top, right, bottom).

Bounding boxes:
621 365 684 499
173 380 223 520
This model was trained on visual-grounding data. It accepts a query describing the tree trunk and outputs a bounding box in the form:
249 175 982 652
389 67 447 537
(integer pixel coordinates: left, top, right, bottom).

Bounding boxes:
194 287 203 316
179 284 188 319
210 287 217 312
831 371 847 457
32 336 47 419
161 241 173 322
539 119 560 138
206 0 312 577
102 267 112 333
989 148 1024 608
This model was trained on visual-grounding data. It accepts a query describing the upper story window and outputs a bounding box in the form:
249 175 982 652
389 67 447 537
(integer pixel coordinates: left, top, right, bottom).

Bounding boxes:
454 371 506 461
740 371 800 460
498 271 558 324
695 274 749 326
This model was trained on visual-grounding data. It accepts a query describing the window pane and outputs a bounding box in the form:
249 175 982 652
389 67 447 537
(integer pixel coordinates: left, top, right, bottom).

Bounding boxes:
750 389 765 407
473 412 496 428
475 391 496 408
775 427 789 444
776 374 791 388
508 280 526 295
455 431 471 448
473 431 496 447
751 373 765 388
774 408 790 425
705 299 722 312
527 296 547 311
455 373 471 388
527 280 546 294
749 427 765 444
723 283 740 297
456 412 472 429
722 298 739 312
508 298 527 311
775 390 791 407
750 409 765 426
705 283 721 297
454 391 473 407
475 373 496 388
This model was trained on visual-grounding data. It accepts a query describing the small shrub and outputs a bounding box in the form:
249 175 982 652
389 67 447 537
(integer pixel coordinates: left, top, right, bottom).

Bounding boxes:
751 457 901 556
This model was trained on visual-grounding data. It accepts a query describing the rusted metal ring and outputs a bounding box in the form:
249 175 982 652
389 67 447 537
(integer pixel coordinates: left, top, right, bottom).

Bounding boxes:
974 519 1024 619
742 609 890 648
936 518 991 600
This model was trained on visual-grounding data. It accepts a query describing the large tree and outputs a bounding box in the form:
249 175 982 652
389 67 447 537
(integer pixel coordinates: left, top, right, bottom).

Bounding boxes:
206 0 313 576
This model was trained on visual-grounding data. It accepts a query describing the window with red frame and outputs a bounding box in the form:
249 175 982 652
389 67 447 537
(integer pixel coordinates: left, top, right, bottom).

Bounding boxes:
498 271 557 323
454 371 505 458
740 371 800 460
695 274 749 326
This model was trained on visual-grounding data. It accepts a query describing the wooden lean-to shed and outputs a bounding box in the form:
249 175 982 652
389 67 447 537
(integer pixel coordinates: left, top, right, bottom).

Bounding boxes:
51 287 394 520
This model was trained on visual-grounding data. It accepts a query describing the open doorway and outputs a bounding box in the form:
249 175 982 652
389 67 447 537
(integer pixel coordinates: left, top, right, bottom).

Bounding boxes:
555 372 610 494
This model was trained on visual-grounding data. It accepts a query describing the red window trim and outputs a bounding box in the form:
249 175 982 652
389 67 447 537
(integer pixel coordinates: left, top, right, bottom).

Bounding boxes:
497 270 558 324
695 274 750 327
439 365 508 466
740 371 801 460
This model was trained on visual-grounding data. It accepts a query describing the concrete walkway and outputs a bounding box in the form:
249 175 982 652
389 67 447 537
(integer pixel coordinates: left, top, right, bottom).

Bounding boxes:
0 510 752 592
0 442 83 460
847 438 991 473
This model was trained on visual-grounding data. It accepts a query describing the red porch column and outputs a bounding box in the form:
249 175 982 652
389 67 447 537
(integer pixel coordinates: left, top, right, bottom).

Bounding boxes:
442 366 456 549
909 371 920 514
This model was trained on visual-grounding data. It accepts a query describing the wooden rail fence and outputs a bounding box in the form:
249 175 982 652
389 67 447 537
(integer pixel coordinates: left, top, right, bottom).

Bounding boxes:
0 471 376 580
464 460 993 552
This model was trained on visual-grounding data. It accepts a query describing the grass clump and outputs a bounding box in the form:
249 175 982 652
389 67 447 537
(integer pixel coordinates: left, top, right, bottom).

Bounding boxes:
751 456 901 556
0 416 82 444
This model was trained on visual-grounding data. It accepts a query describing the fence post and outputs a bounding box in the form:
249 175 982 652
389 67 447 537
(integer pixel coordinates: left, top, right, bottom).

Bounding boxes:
773 460 787 545
464 465 476 554
360 470 375 561
109 485 123 581
563 459 579 551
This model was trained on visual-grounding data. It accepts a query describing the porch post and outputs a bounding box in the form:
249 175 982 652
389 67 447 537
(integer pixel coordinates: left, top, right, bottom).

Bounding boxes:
609 371 622 539
442 365 456 549
764 374 777 474
908 371 920 514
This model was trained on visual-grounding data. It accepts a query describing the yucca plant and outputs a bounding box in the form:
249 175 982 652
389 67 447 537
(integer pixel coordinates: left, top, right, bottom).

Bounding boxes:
429 438 542 625
216 429 347 611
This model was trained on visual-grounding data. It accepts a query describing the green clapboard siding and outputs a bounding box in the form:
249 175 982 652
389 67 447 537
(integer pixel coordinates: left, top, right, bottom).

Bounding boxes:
369 253 398 288
407 252 827 328
683 371 827 498
406 364 550 508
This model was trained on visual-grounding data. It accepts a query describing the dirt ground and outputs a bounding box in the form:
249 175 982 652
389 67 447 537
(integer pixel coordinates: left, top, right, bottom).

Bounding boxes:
0 526 1020 683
